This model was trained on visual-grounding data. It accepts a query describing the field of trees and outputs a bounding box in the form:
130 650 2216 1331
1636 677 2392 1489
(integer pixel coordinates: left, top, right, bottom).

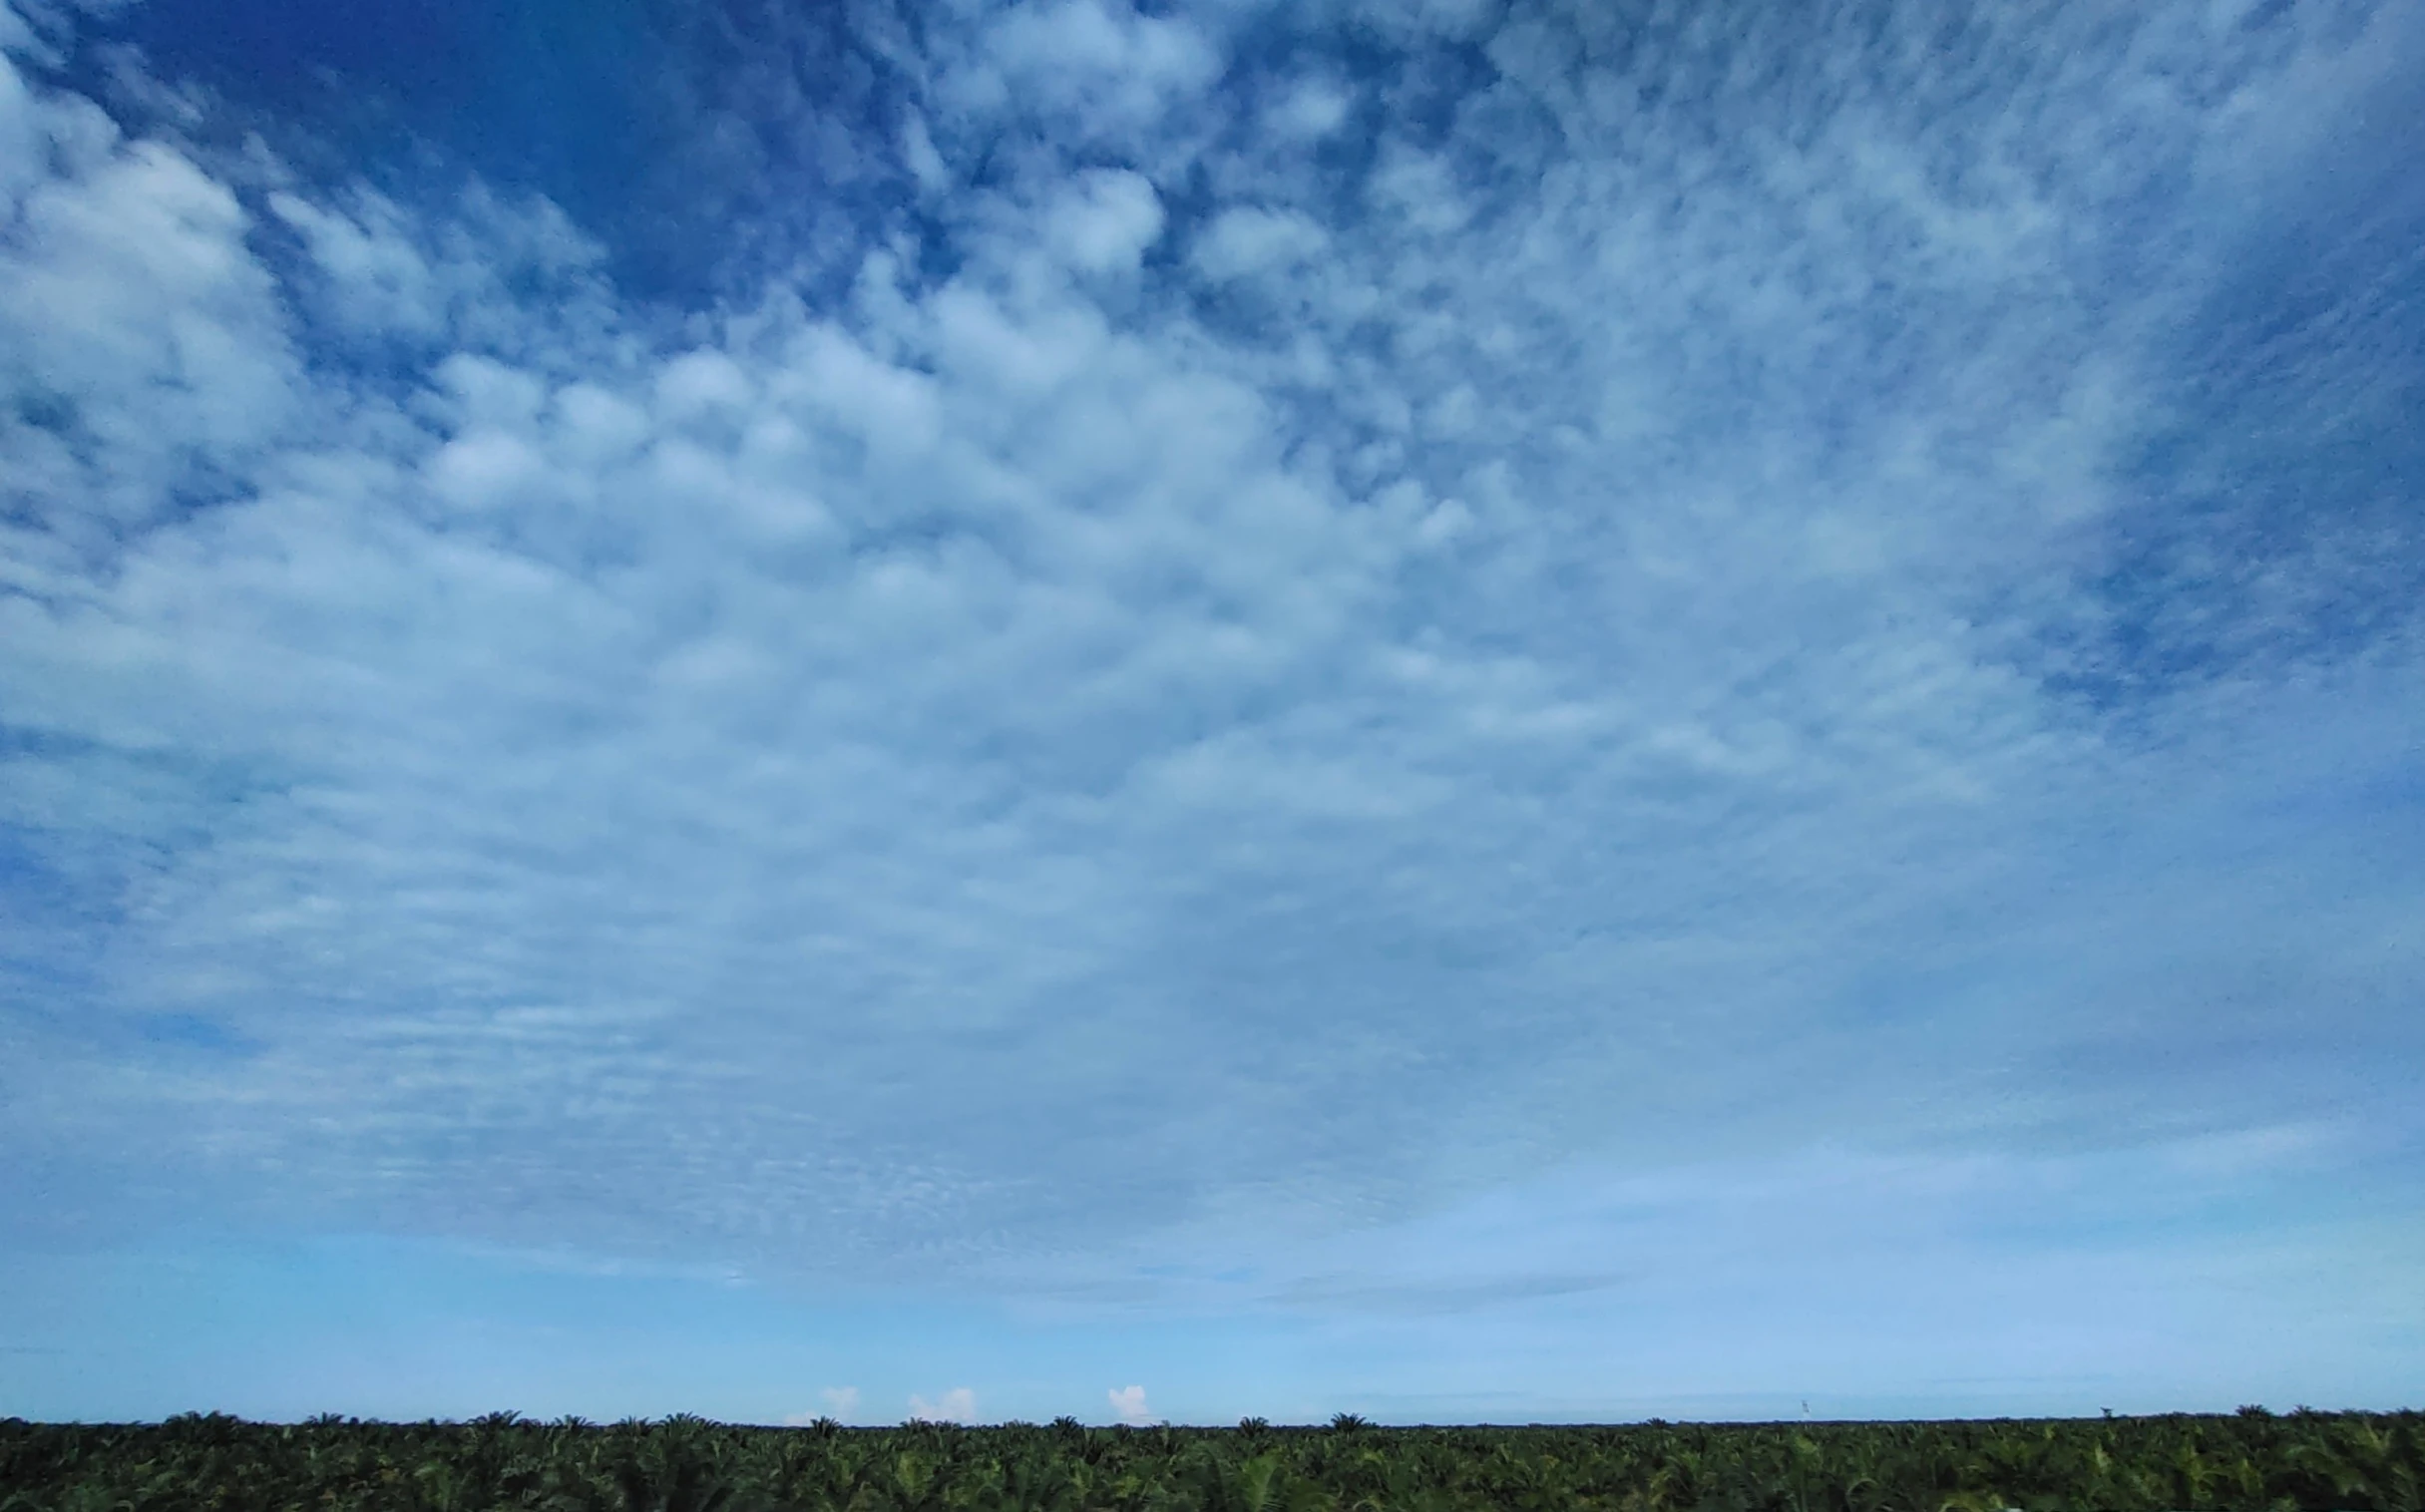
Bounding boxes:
3 1406 2418 1511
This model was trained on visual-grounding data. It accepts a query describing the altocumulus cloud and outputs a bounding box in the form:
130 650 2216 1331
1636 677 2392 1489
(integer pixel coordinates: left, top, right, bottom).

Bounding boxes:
1 0 2422 1419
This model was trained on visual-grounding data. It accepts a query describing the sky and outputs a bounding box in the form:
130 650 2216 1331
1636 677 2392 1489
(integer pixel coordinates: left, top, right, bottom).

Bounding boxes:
0 0 2420 1428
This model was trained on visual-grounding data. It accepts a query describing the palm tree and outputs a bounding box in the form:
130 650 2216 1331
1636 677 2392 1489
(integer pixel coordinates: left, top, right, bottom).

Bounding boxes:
1186 1447 1333 1512
588 1418 738 1512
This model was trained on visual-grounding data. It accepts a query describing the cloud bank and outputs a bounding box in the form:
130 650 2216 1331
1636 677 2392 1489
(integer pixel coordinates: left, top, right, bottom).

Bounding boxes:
0 0 2419 1416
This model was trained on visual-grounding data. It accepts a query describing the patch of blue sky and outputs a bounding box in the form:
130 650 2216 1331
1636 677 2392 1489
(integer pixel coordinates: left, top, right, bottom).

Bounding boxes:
79 0 866 307
133 1010 260 1055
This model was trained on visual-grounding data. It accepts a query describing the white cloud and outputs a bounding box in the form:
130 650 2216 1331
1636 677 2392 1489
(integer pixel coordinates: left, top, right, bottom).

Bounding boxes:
1189 204 1328 282
1354 0 1501 44
940 0 1221 144
1365 141 1469 237
1107 1383 1155 1425
1412 496 1471 547
653 348 757 425
423 429 547 515
900 111 949 196
0 18 49 204
1045 169 1164 275
1263 76 1351 140
908 1386 978 1424
264 182 609 358
268 189 447 341
0 127 299 542
785 1384 861 1424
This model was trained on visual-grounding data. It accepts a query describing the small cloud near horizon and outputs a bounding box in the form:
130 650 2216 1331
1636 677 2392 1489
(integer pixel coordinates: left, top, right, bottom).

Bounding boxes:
909 1387 979 1424
1109 1385 1156 1425
785 1385 860 1425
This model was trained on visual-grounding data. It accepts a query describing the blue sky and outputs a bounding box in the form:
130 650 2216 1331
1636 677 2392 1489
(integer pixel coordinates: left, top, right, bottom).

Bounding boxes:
1 0 2420 1427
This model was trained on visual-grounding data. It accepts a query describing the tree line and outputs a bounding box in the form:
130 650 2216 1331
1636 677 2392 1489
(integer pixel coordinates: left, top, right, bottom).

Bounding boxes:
2 1405 2418 1511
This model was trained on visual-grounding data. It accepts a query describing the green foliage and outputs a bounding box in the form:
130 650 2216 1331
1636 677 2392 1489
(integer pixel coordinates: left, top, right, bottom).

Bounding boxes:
0 1408 2417 1512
